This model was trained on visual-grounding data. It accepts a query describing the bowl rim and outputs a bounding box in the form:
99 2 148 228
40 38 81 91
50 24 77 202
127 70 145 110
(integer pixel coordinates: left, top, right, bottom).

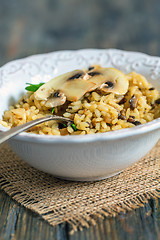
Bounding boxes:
0 48 160 143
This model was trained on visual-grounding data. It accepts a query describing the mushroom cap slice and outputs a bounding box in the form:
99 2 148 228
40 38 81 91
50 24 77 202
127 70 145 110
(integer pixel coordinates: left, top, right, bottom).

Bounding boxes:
44 91 66 108
34 67 129 108
98 68 129 95
61 79 95 101
34 70 85 101
84 66 129 95
85 68 107 91
34 69 95 103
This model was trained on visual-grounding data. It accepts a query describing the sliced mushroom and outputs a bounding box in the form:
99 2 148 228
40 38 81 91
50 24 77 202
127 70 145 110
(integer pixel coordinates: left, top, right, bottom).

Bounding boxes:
81 66 129 94
129 95 138 110
44 91 66 108
76 66 110 92
34 70 85 101
88 66 95 71
60 79 95 101
118 97 127 105
34 69 95 105
34 66 129 108
118 110 126 120
98 68 129 95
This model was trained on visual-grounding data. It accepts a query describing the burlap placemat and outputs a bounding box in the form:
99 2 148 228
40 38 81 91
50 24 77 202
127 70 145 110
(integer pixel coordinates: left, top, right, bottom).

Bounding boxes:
0 142 160 233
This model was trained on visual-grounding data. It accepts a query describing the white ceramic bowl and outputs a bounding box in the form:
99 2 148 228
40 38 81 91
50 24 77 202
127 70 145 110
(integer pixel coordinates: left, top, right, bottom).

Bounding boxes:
0 49 160 181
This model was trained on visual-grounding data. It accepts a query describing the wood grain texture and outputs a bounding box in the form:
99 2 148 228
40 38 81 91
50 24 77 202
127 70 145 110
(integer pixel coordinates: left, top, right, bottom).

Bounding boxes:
0 189 160 240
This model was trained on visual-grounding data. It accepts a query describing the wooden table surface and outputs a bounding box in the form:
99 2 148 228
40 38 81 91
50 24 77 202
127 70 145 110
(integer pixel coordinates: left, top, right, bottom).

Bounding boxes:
1 0 160 239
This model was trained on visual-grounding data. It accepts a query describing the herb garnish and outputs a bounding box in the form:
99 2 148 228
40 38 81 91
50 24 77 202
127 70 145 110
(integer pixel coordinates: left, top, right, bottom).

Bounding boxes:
71 123 77 131
52 107 55 114
62 123 67 128
25 83 44 92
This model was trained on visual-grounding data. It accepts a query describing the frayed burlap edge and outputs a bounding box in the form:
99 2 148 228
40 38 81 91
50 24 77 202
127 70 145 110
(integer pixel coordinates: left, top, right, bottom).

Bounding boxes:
0 143 160 234
0 177 159 234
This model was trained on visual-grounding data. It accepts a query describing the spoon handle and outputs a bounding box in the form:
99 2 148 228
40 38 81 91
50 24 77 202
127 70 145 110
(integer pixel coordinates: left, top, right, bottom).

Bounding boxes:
0 115 72 144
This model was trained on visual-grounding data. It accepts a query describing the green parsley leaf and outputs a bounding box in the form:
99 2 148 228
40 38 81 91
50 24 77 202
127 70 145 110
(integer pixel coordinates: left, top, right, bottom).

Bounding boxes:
71 123 77 131
52 107 55 114
61 123 67 127
25 83 45 92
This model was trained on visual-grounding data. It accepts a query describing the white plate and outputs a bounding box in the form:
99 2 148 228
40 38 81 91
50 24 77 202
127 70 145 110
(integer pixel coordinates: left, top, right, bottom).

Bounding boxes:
0 49 160 181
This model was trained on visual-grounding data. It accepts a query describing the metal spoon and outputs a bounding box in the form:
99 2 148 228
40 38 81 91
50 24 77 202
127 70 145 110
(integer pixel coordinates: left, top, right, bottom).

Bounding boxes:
0 115 73 144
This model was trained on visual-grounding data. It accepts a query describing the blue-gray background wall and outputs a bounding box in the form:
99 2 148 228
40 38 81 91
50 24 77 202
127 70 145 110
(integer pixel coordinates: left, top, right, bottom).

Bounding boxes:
1 0 160 66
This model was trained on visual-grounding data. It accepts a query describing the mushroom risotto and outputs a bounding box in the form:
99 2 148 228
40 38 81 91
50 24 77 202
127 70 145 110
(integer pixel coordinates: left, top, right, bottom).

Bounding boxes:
1 66 160 135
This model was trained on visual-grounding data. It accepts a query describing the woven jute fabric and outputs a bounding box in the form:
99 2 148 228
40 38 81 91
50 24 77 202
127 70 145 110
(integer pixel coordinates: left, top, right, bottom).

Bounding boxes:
0 142 160 233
